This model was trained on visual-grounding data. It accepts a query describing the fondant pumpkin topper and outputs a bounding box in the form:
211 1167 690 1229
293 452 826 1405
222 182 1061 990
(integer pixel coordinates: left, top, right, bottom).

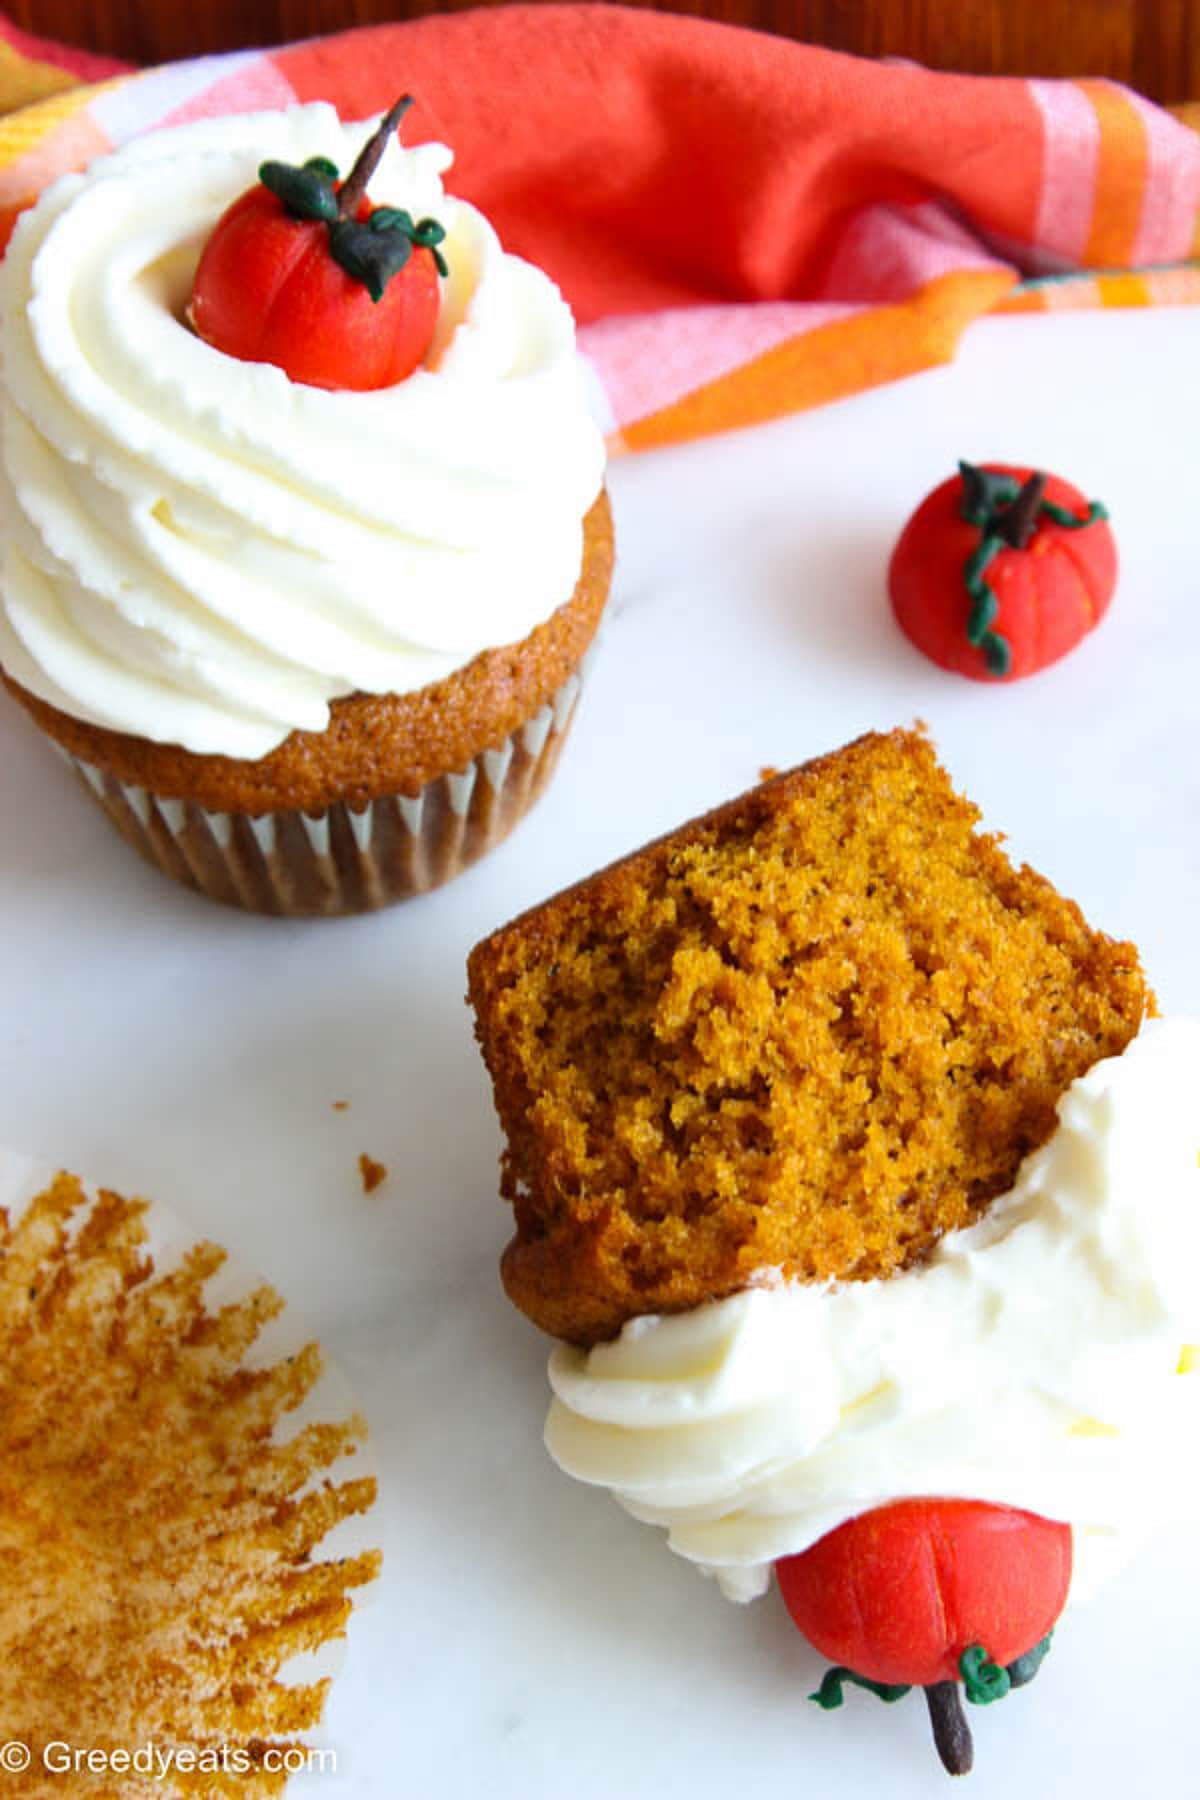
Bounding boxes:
889 461 1117 681
189 96 448 392
777 1497 1073 1775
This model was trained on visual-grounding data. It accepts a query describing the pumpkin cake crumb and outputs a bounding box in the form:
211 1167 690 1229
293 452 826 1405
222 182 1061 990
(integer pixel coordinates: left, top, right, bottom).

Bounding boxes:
468 727 1150 1346
358 1153 387 1194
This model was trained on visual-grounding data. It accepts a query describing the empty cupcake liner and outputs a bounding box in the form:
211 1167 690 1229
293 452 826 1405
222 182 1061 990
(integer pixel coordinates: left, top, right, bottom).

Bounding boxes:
58 664 586 917
0 1143 380 1739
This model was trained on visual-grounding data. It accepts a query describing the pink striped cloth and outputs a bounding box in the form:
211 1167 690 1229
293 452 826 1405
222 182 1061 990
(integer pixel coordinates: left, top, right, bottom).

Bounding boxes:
0 6 1197 449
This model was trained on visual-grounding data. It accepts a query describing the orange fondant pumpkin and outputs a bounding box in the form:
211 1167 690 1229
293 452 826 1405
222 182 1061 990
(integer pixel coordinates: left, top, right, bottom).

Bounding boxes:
189 97 446 393
889 462 1117 681
777 1497 1072 1689
777 1497 1072 1773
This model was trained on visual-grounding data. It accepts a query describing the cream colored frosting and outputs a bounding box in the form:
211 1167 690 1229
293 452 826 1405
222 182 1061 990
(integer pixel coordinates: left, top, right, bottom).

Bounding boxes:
0 106 606 758
547 1018 1200 1602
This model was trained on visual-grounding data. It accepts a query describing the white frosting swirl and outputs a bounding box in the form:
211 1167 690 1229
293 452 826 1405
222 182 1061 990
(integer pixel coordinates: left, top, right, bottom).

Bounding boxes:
547 1018 1200 1601
0 106 606 757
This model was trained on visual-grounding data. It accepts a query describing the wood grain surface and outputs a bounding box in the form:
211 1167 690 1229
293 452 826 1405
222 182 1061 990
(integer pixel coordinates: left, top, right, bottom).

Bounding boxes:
11 0 1200 102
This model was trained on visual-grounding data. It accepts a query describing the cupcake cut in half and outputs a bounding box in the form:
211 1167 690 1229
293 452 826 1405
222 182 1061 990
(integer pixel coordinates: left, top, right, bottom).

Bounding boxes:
467 730 1199 1779
467 727 1150 1344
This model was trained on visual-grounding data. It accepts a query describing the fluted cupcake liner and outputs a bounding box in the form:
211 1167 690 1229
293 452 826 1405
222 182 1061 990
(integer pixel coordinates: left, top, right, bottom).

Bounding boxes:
0 1145 379 1791
59 665 586 917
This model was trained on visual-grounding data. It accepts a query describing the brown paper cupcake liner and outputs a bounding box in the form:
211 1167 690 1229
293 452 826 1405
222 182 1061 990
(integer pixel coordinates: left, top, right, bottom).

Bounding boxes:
59 663 587 917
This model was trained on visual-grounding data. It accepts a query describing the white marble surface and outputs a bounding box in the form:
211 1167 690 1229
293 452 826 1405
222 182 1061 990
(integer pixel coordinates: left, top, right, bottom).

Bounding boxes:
1 305 1198 1796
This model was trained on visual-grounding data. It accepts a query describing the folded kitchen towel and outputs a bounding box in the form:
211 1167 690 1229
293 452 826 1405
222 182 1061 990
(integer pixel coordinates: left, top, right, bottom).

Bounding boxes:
0 3 1197 449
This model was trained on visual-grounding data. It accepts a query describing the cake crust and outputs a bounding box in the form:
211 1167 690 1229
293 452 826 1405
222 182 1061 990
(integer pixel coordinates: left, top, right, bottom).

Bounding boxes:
468 729 1150 1345
2 491 614 816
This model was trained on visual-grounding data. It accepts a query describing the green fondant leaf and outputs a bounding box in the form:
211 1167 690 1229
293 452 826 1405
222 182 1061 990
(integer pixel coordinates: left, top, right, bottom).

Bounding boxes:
963 533 1011 673
981 632 1012 677
960 1644 1012 1705
365 209 449 279
259 159 339 223
809 1666 913 1711
369 206 415 234
1006 1631 1054 1689
410 217 449 276
328 217 413 302
1038 497 1110 529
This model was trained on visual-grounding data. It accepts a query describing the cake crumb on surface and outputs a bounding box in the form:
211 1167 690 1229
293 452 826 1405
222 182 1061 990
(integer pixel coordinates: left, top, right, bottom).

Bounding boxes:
333 1099 349 1111
358 1153 387 1194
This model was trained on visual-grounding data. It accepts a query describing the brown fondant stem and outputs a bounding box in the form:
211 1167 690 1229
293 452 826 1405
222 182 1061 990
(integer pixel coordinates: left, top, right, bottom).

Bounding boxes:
998 471 1048 548
925 1683 974 1776
338 95 413 217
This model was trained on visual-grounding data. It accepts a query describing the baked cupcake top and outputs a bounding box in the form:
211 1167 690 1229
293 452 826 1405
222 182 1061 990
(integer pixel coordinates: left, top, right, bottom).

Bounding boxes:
0 105 606 759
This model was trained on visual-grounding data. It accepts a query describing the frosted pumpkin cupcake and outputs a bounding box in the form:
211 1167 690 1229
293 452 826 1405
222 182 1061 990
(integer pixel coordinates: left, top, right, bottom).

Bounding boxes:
0 102 610 914
469 730 1200 1773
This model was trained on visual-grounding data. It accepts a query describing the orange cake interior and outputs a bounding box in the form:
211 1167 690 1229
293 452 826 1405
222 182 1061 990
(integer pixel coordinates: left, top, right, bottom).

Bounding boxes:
468 728 1150 1345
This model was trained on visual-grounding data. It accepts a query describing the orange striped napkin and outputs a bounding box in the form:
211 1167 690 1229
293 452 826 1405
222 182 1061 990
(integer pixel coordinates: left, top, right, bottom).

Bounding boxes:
1 4 1196 452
